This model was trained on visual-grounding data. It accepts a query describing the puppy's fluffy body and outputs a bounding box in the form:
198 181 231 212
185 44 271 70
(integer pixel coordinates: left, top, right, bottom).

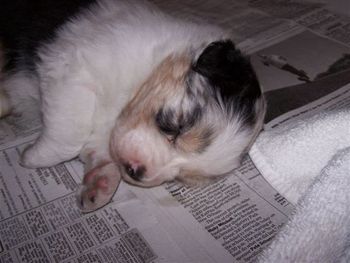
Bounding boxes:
0 0 265 211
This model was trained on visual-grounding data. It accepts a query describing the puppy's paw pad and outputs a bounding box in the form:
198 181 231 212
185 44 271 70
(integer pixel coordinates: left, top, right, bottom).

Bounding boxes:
78 163 121 213
78 176 115 213
95 177 109 192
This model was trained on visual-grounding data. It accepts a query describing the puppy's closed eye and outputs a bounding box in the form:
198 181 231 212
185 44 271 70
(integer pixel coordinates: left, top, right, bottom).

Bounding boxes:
155 108 180 139
155 106 203 144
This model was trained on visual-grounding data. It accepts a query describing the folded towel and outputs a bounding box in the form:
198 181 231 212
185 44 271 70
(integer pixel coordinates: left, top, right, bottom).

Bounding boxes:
250 108 350 204
258 147 350 262
250 107 350 262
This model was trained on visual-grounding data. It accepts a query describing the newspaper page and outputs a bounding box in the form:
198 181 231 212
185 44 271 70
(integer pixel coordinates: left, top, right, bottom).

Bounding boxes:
0 134 196 262
250 30 350 128
1 0 350 263
240 0 350 129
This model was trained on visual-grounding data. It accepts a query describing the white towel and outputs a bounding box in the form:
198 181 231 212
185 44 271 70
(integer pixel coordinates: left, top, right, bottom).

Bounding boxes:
250 108 350 204
258 147 350 262
249 107 350 262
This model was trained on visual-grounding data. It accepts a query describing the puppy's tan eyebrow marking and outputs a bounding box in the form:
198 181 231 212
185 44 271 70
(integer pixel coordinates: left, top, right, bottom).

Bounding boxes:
118 54 192 128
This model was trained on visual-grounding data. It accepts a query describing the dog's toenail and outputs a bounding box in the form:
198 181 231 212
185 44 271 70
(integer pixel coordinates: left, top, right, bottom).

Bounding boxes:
89 196 95 203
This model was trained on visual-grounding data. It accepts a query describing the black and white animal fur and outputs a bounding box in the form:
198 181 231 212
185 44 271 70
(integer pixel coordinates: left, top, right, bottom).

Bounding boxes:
0 0 266 212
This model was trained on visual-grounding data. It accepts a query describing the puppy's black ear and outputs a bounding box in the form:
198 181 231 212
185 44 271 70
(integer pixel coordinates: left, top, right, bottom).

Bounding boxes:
192 40 261 101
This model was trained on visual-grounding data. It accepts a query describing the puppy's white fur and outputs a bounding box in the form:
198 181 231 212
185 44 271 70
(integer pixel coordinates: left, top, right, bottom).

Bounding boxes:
21 0 224 165
0 0 265 212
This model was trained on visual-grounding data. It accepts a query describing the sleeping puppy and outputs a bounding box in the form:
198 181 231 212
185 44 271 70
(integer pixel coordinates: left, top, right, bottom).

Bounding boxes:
0 0 266 212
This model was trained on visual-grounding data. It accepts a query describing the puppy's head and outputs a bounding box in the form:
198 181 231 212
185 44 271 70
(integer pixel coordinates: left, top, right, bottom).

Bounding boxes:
110 40 265 187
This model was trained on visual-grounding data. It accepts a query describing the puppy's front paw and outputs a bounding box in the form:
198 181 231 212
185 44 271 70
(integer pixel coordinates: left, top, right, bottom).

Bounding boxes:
20 137 75 168
78 162 121 213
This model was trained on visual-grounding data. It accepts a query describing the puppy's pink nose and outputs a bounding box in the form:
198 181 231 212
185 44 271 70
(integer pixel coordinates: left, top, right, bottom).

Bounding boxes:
123 162 146 181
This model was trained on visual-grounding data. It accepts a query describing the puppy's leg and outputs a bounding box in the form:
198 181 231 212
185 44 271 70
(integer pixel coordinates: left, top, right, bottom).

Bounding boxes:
78 152 121 213
21 83 96 168
77 123 122 212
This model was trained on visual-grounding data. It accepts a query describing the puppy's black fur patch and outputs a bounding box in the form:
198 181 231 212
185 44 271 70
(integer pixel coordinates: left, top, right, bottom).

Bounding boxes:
193 40 261 100
193 40 262 125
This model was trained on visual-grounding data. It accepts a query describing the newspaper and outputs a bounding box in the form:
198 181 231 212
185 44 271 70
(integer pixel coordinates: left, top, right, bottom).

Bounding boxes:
1 0 350 262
